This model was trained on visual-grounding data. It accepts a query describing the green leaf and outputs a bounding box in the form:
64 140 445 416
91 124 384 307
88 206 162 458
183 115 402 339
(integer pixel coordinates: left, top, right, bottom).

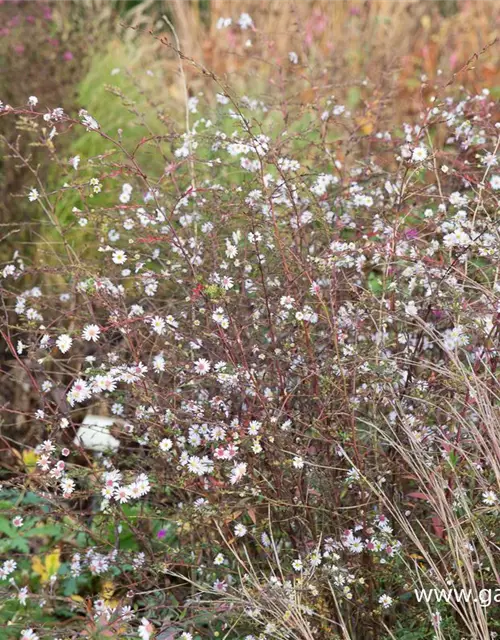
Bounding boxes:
25 524 64 539
0 517 16 538
367 271 383 295
347 86 361 109
0 537 30 553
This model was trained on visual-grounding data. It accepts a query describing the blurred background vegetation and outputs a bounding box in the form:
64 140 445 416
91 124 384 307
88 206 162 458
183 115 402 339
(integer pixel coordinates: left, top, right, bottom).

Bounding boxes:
1 0 500 260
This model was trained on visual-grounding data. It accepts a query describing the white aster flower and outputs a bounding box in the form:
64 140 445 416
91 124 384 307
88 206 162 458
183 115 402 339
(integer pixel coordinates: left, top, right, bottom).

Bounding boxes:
234 523 247 537
56 334 73 354
411 146 428 163
82 324 101 342
28 188 39 202
112 250 127 265
194 358 211 375
238 12 253 29
378 594 393 608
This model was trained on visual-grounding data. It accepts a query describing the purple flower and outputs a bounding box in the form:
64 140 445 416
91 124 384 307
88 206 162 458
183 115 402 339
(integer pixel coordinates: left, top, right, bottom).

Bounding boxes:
432 308 445 320
157 529 166 539
63 51 74 61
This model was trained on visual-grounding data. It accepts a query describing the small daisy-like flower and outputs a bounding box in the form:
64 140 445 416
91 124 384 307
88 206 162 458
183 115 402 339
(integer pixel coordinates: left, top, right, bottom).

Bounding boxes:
112 249 127 265
20 630 39 640
288 51 298 64
261 532 271 547
82 324 101 342
248 420 261 436
194 358 211 375
150 316 166 335
128 482 142 500
56 334 73 354
3 559 17 575
225 241 238 259
119 183 133 203
310 281 321 295
482 490 498 506
114 486 131 503
12 516 23 528
153 353 165 372
79 109 99 131
28 96 38 106
101 485 114 499
60 477 75 495
214 553 225 565
234 523 247 537
28 188 39 202
411 146 428 163
238 12 253 29
220 275 234 290
378 594 393 608
159 438 173 452
230 462 247 485
490 175 500 190
292 558 303 571
70 155 80 170
18 586 28 605
213 578 227 592
138 618 154 640
349 539 364 553
216 17 232 29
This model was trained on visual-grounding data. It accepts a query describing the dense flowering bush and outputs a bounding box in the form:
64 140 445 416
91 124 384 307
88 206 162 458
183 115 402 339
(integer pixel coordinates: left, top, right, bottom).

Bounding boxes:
1 45 500 639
